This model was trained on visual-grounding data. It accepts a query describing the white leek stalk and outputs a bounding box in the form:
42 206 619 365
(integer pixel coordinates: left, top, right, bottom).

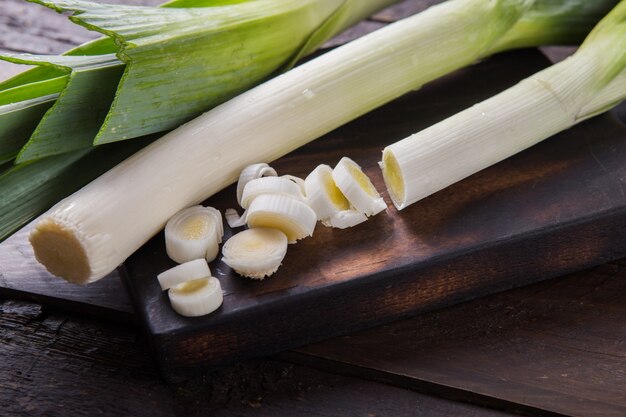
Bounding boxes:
381 2 626 209
31 0 606 284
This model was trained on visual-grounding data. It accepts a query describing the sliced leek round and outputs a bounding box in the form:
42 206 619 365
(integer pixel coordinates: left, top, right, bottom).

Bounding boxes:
323 210 368 229
281 174 306 196
332 157 386 216
246 194 317 243
157 258 211 291
305 164 351 220
236 163 277 206
240 176 305 209
168 276 223 317
222 228 288 280
164 205 224 264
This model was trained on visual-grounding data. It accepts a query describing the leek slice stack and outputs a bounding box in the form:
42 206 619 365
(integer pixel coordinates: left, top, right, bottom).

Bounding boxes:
381 1 626 209
27 0 626 283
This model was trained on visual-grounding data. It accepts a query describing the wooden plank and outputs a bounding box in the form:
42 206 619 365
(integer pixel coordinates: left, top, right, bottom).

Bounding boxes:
122 49 626 380
0 299 518 417
288 264 626 417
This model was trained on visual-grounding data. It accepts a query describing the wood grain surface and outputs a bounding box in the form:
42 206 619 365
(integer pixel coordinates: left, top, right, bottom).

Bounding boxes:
0 298 518 417
290 262 626 417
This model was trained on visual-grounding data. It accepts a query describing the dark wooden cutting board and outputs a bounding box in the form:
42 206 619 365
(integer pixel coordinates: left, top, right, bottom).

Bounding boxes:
118 49 626 381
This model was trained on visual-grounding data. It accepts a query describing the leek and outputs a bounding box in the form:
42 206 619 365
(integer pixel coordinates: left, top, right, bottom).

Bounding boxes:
381 1 626 209
28 0 625 283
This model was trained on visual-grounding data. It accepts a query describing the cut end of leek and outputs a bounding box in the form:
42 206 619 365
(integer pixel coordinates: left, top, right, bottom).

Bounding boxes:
29 218 91 285
380 148 406 210
222 228 288 280
165 205 223 263
168 276 223 317
332 157 386 216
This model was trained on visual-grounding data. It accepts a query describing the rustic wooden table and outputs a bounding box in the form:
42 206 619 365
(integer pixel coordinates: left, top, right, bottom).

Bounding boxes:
1 1 625 416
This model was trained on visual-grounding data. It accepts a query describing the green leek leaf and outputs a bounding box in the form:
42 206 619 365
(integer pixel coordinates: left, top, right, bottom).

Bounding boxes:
0 97 56 164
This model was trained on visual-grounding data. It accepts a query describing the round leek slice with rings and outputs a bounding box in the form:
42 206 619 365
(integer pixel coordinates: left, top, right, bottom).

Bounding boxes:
236 163 277 206
240 176 305 209
247 194 317 243
281 174 306 196
165 205 224 263
222 228 288 279
332 157 386 216
157 258 211 290
168 276 223 317
305 164 351 220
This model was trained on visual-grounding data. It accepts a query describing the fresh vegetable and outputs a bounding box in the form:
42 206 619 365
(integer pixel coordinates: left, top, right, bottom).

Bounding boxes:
168 276 223 317
235 163 278 207
157 258 212 291
0 137 152 246
29 0 623 283
164 205 223 263
381 1 626 209
221 228 288 280
246 194 317 243
332 157 386 217
305 164 367 228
